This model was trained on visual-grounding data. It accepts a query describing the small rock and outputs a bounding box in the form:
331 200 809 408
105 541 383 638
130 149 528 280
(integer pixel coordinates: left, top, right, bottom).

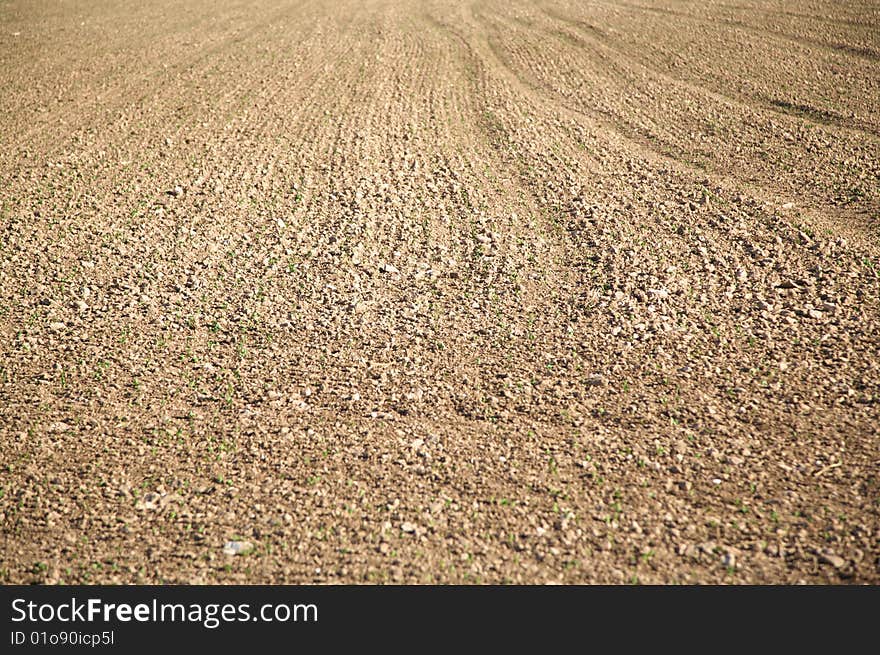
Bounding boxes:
400 522 416 533
223 540 254 556
648 288 669 300
380 262 400 275
49 321 65 331
819 551 846 569
74 300 88 312
585 374 604 386
138 492 161 510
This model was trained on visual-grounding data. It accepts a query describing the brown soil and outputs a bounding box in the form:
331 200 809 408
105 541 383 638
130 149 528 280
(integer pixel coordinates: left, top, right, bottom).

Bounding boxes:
1 0 878 584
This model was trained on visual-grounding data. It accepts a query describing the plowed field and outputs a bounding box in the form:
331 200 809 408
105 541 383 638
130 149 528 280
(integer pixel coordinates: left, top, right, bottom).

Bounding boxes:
1 0 878 584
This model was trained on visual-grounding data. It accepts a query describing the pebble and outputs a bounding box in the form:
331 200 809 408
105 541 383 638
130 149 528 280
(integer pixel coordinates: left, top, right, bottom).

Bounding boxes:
648 288 669 300
819 551 845 569
139 492 161 510
223 541 255 556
